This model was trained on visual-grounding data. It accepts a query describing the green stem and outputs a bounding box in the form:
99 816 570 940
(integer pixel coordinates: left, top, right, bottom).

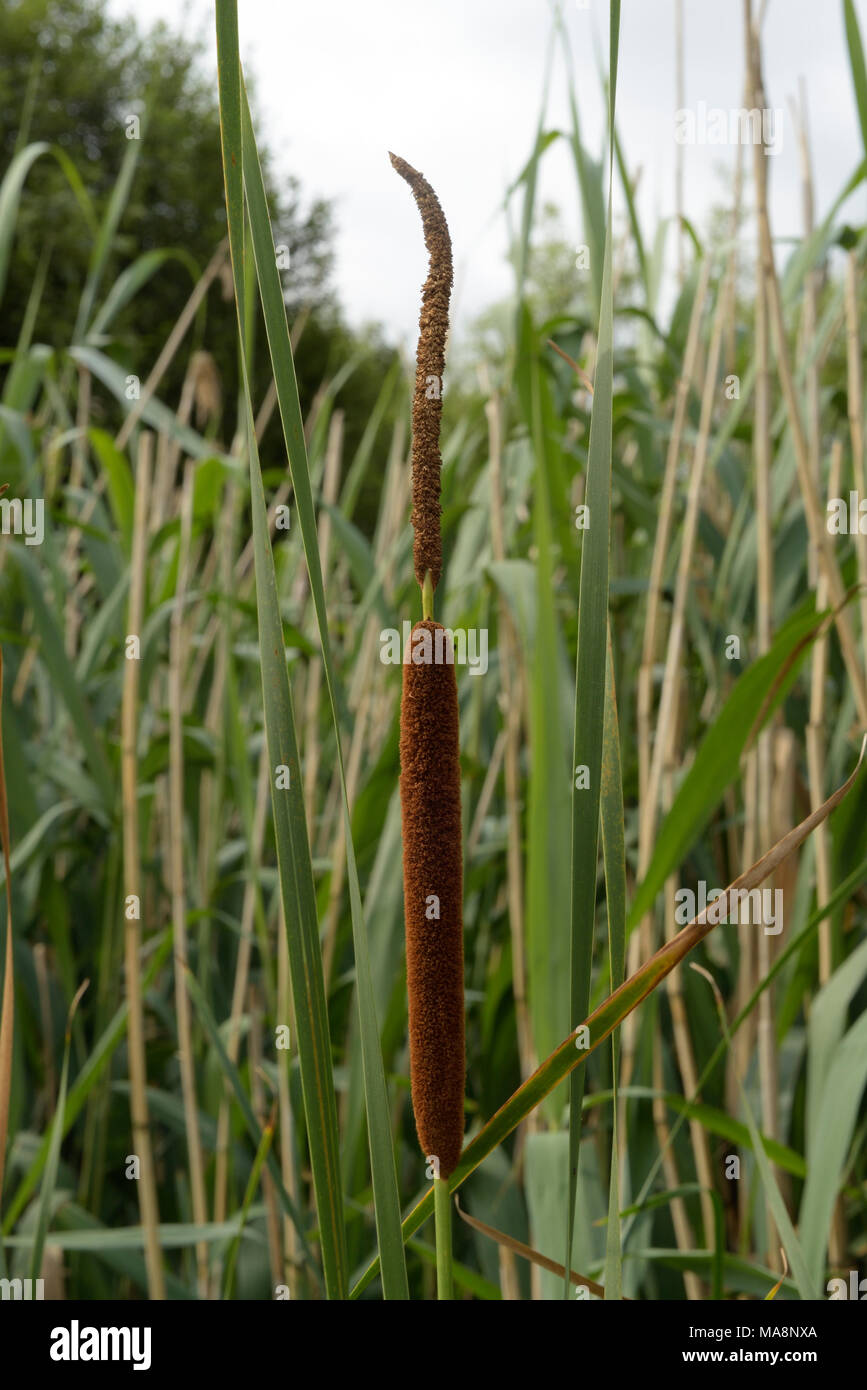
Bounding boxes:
422 569 434 621
434 1176 453 1300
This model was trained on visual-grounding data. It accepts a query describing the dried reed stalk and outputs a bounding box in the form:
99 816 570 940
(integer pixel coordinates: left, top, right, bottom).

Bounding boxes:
122 433 165 1298
167 463 209 1296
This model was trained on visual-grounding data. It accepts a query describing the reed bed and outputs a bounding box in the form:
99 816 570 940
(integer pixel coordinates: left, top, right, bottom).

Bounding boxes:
0 0 864 1304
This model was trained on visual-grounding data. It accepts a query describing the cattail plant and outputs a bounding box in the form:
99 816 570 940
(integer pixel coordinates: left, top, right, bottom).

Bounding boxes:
390 152 462 1298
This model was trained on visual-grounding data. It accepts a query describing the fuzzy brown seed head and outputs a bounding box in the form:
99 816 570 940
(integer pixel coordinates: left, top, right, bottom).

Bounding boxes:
389 153 453 593
399 621 464 1177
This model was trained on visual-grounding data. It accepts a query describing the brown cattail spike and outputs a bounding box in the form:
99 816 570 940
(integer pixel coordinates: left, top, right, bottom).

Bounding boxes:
389 153 453 593
399 621 465 1176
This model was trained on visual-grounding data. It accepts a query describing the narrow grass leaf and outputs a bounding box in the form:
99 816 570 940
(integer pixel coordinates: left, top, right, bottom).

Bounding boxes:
237 75 407 1297
11 550 113 809
455 1196 613 1298
29 981 88 1281
690 963 817 1300
215 0 349 1298
221 1113 275 1299
800 1009 867 1288
844 0 867 164
567 0 621 1291
73 114 146 341
0 143 95 306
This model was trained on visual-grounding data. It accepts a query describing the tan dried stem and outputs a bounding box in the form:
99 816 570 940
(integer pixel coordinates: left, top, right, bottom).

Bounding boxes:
745 6 867 728
167 463 209 1296
845 252 867 670
122 433 165 1298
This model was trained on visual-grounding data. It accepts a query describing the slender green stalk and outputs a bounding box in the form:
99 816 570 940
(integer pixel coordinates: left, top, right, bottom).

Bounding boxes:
434 1176 453 1300
422 568 434 621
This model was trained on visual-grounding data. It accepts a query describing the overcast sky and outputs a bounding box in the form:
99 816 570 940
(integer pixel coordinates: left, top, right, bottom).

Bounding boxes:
108 0 867 347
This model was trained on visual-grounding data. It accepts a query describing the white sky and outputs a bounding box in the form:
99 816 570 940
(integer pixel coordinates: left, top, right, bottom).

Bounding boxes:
108 0 867 347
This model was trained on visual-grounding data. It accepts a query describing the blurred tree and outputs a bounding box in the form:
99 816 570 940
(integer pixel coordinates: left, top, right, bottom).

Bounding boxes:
0 0 399 516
